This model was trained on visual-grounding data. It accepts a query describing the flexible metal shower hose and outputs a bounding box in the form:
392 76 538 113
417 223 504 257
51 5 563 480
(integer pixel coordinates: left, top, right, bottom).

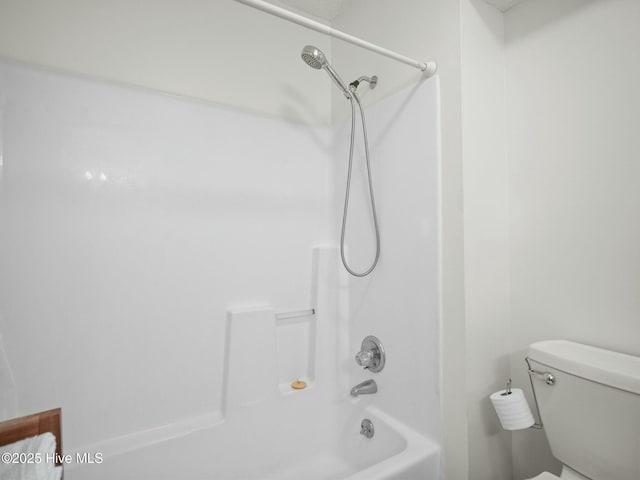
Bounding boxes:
340 91 381 277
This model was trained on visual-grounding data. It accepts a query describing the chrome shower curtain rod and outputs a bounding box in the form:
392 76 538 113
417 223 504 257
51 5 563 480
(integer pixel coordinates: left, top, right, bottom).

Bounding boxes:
233 0 437 76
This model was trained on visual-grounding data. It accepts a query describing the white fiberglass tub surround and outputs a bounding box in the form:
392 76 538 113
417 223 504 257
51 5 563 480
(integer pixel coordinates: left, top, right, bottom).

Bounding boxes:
66 246 441 479
68 400 438 480
0 61 441 479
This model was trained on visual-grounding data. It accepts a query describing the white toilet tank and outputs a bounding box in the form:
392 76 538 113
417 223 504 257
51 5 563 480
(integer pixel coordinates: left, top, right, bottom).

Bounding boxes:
528 340 640 480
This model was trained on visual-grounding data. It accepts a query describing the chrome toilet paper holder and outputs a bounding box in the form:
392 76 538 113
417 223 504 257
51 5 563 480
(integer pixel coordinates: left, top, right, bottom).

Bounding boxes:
525 357 556 430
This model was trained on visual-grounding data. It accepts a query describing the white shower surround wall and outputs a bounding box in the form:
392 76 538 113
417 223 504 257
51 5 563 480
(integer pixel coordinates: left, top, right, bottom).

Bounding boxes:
0 61 441 478
332 82 441 438
0 60 333 442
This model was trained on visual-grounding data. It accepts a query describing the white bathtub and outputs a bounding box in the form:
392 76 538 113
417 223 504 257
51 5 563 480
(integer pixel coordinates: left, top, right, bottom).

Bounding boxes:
66 393 440 480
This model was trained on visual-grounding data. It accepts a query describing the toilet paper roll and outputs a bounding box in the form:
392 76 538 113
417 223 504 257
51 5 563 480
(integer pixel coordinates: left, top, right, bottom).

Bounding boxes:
490 388 535 431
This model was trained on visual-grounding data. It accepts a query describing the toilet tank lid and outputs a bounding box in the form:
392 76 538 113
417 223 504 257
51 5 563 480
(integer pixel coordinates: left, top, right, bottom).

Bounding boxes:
528 340 640 395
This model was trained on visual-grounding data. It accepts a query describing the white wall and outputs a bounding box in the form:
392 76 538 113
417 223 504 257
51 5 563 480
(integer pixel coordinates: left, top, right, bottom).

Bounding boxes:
330 2 512 479
0 0 460 474
0 0 338 452
333 79 441 447
460 1 512 479
0 0 332 125
0 61 332 450
331 2 468 477
506 0 640 477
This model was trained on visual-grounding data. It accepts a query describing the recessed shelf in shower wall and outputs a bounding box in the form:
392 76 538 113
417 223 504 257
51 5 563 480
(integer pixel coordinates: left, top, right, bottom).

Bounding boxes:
222 246 341 412
223 304 318 414
275 308 317 394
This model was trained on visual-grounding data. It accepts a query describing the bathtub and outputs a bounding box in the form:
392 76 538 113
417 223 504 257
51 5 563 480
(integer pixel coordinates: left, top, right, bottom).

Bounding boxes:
65 391 440 480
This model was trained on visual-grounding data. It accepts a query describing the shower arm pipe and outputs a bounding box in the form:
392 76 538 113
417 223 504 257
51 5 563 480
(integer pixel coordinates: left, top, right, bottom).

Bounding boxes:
233 0 437 76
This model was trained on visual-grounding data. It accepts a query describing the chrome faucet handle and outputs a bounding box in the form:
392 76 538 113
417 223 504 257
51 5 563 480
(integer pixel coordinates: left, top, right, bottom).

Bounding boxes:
355 350 374 368
354 336 385 373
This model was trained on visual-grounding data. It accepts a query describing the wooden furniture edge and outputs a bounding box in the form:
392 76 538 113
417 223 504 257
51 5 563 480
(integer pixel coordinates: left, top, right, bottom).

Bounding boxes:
0 408 63 466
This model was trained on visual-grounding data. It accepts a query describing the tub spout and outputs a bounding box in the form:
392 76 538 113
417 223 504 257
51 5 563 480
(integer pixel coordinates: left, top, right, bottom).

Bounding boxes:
350 379 378 397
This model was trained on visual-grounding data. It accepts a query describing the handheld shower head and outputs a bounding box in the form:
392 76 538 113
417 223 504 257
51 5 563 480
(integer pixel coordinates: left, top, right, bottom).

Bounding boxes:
301 45 351 99
301 45 326 69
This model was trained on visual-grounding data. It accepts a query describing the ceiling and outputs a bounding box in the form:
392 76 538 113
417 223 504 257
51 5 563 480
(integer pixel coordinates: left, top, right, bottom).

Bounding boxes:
482 0 526 12
276 0 526 21
279 0 347 20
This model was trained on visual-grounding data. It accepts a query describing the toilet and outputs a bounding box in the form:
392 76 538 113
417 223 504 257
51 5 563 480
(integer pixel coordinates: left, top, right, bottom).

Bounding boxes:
525 340 640 480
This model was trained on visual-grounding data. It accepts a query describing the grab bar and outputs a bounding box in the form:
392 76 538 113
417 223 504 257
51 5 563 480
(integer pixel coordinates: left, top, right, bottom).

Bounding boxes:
275 308 315 321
